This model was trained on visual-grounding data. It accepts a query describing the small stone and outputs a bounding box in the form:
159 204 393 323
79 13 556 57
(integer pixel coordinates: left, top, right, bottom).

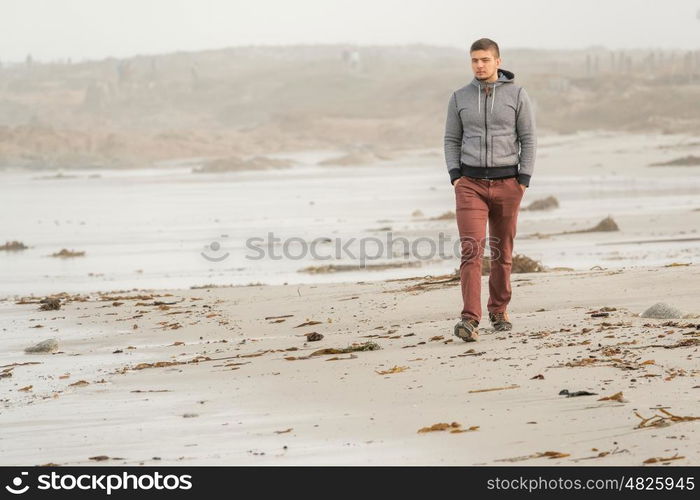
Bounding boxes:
640 302 684 319
25 338 59 354
39 298 61 311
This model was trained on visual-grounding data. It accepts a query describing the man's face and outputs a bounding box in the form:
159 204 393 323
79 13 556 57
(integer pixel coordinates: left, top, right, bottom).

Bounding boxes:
470 49 501 81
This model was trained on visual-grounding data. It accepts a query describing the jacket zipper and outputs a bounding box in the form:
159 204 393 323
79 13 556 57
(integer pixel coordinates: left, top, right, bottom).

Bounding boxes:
484 85 488 169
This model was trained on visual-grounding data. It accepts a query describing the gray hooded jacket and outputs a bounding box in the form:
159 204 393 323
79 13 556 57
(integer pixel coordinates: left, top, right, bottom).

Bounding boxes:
444 68 536 186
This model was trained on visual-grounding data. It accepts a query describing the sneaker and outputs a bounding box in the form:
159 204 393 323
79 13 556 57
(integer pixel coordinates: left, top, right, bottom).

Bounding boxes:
454 318 479 342
488 311 512 331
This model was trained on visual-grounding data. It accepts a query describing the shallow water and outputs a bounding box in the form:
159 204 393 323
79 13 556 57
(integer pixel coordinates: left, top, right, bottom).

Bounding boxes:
1 140 699 297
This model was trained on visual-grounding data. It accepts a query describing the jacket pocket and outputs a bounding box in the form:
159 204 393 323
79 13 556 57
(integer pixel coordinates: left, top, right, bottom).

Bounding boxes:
461 135 481 166
491 134 519 165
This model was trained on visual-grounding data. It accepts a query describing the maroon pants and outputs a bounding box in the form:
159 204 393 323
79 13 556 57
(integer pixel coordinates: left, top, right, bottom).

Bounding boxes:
454 176 524 322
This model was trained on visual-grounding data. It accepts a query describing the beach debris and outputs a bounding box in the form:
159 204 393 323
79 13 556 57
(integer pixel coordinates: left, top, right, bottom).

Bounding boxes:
512 254 546 274
588 306 616 318
294 320 322 328
454 349 485 358
560 357 600 368
566 216 619 234
305 332 324 342
0 367 13 379
0 240 28 251
50 248 86 258
375 365 408 375
598 391 627 403
69 380 90 387
157 321 182 330
19 385 33 392
24 338 59 354
15 291 89 305
239 350 270 358
572 447 629 462
99 294 155 301
657 338 700 349
522 196 559 211
310 341 380 357
135 300 181 308
640 302 684 319
468 384 520 394
190 283 235 289
300 261 423 274
642 455 685 464
265 314 294 320
116 355 212 373
634 409 700 429
39 298 61 311
530 374 545 380
182 413 199 418
326 354 358 361
269 319 288 323
0 361 42 368
559 389 597 397
496 451 570 462
89 455 110 461
449 426 480 434
402 271 460 292
222 361 250 368
274 428 293 434
417 422 478 434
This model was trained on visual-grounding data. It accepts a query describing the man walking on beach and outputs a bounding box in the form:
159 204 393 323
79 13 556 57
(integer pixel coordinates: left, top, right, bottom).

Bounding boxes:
444 38 537 341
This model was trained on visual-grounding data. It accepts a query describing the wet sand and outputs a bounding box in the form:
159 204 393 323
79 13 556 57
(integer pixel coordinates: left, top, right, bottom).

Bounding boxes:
1 263 698 465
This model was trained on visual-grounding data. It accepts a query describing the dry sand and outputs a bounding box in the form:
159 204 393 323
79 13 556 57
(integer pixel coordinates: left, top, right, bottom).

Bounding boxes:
1 263 698 466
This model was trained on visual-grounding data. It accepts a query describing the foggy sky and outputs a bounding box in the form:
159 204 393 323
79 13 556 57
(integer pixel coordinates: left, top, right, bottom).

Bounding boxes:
2 0 699 63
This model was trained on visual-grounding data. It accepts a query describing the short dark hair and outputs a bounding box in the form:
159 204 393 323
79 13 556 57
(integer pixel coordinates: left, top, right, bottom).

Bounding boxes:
470 38 500 58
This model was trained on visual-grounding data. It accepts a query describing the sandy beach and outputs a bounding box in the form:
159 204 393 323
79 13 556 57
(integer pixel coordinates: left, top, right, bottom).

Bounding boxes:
1 39 699 469
1 263 698 466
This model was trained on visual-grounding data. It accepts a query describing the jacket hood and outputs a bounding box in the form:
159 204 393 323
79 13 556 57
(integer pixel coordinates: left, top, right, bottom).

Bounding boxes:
470 68 515 114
